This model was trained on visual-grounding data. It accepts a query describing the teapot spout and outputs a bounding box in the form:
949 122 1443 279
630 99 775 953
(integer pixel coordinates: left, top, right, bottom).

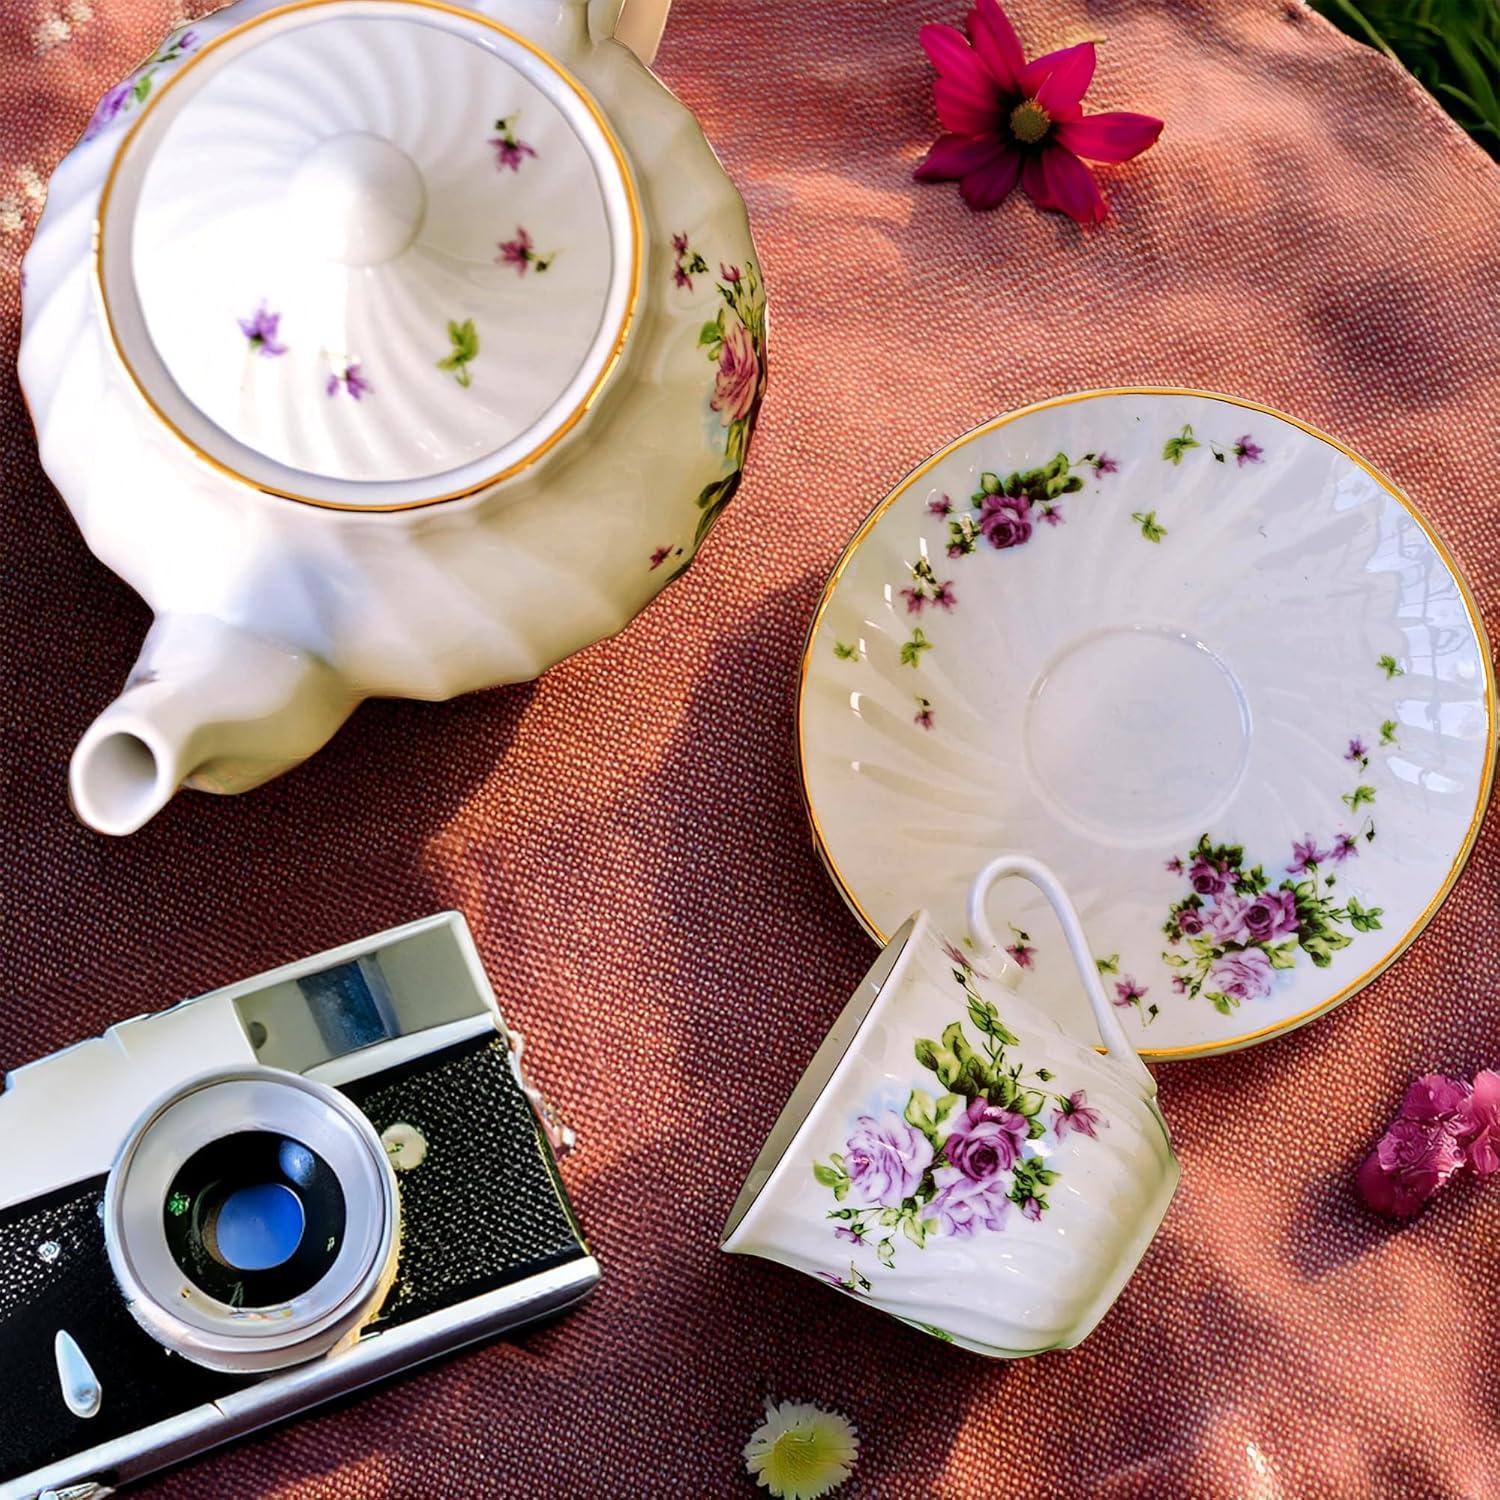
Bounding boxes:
70 616 358 836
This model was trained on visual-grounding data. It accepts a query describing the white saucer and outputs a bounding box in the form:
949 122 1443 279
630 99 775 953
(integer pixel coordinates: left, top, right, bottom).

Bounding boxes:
799 390 1495 1058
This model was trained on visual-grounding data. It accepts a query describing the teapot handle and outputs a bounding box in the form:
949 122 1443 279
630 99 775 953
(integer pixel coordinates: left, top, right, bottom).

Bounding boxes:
967 855 1155 1092
591 0 672 65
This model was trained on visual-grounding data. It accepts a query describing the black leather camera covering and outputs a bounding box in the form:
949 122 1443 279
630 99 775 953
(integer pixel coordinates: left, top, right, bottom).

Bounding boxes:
0 1030 588 1485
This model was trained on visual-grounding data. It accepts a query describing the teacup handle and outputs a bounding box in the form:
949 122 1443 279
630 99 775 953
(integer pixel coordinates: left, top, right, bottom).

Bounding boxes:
967 854 1155 1092
591 0 672 64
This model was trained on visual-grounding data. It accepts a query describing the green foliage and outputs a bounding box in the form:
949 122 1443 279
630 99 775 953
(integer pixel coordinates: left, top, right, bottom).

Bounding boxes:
694 470 743 546
1132 509 1167 542
899 629 932 667
436 319 479 387
1308 0 1499 154
1162 425 1200 464
813 1157 850 1201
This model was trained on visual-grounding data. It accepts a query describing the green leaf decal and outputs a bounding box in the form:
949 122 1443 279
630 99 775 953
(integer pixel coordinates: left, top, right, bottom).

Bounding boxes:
1162 425 1200 464
899 628 932 668
437 318 479 386
1132 509 1167 542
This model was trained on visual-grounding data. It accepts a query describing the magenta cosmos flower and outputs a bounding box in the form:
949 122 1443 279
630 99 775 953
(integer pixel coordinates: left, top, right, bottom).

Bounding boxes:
914 0 1163 223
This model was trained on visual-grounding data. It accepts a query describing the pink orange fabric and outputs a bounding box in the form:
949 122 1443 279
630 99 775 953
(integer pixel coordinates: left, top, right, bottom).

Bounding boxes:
2 0 1498 1494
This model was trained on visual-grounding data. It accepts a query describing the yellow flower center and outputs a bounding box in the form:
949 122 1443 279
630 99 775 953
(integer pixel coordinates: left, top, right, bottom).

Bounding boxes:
1009 99 1051 145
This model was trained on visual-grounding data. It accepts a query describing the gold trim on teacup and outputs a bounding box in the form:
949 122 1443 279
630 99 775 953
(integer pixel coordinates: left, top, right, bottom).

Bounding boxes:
92 0 643 513
796 387 1497 1062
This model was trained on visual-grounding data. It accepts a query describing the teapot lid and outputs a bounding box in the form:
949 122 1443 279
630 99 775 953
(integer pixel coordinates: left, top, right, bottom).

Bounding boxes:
96 0 639 510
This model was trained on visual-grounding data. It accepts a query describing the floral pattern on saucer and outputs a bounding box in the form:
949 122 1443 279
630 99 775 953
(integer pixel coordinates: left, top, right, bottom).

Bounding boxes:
871 433 1269 711
84 27 198 140
799 391 1492 1056
1159 829 1383 1018
489 112 536 172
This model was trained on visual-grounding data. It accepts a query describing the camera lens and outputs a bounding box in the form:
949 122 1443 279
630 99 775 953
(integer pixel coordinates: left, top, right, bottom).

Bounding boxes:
162 1131 346 1306
107 1069 398 1372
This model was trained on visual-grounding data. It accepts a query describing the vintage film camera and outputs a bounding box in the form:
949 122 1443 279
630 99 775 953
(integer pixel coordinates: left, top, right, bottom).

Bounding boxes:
0 913 597 1498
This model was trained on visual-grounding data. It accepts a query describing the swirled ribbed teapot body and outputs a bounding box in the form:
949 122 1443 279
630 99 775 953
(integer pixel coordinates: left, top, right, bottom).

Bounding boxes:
19 0 762 832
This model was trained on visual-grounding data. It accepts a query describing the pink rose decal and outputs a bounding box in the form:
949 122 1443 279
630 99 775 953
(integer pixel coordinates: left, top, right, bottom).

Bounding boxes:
842 1111 932 1207
977 492 1033 550
1207 947 1274 1005
1241 888 1299 943
710 318 760 427
929 1165 1010 1236
943 1098 1027 1180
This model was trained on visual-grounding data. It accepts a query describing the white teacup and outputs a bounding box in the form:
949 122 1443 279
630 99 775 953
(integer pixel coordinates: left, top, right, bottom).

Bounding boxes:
722 856 1178 1356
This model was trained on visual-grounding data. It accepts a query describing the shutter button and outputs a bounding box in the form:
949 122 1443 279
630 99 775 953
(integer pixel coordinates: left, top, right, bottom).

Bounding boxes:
380 1122 427 1170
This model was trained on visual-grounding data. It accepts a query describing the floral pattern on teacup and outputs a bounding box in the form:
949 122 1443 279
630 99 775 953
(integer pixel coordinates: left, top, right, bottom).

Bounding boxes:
813 966 1103 1272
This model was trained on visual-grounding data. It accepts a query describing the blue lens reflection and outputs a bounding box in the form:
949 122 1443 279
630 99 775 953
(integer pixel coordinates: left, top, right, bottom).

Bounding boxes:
215 1182 306 1271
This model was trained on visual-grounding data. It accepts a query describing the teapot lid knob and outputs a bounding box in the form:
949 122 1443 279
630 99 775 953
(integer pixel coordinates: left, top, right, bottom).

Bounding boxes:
286 132 426 268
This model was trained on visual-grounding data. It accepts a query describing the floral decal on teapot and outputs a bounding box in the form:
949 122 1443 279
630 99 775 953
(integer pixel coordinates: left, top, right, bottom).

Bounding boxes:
238 302 287 359
812 969 1102 1271
496 226 556 276
674 235 766 548
436 318 479 388
488 112 536 173
326 362 372 400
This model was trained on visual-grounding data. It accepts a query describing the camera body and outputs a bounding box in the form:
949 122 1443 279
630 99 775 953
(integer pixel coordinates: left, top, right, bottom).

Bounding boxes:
0 913 598 1499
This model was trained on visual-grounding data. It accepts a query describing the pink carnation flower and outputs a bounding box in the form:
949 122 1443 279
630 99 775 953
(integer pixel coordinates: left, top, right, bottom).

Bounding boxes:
1460 1070 1500 1178
1357 1072 1478 1218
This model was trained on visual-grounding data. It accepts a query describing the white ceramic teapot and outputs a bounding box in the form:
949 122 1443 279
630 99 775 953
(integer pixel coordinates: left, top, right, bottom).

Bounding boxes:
722 857 1178 1356
19 0 764 834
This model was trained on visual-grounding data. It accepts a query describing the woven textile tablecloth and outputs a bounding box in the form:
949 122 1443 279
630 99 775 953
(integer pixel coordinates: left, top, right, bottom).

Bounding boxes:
3 0 1499 1494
